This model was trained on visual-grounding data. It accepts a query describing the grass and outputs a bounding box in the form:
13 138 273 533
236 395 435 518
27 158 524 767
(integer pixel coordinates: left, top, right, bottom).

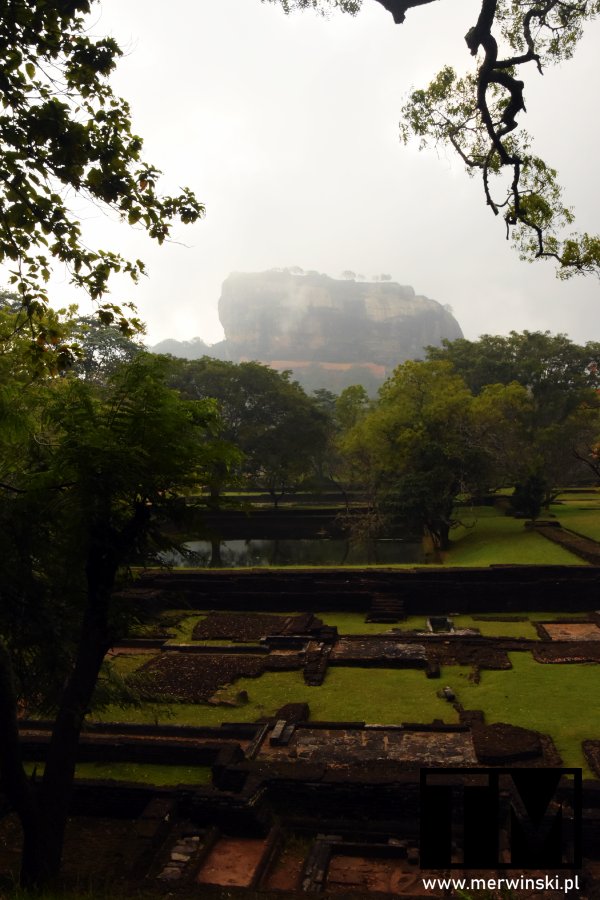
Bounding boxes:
107 653 158 676
24 761 212 787
554 488 600 500
165 638 263 648
95 657 600 771
451 615 539 639
94 667 459 728
446 507 586 566
165 613 206 641
549 502 600 542
98 650 600 777
92 696 269 728
317 610 588 638
316 612 411 634
442 652 600 776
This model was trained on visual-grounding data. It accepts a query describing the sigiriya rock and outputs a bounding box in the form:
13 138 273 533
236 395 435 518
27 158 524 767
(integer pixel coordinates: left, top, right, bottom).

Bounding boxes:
154 269 463 393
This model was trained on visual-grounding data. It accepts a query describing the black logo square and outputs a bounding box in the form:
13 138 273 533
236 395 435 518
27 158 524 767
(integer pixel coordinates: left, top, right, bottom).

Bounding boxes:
420 767 582 870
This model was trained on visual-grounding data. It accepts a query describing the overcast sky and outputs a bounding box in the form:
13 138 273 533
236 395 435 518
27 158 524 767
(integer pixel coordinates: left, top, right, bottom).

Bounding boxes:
43 0 600 346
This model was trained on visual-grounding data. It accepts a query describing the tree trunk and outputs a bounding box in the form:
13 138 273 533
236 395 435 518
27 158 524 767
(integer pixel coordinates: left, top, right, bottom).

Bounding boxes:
208 483 221 510
209 537 223 567
27 552 115 886
432 522 451 552
0 640 44 888
29 505 151 886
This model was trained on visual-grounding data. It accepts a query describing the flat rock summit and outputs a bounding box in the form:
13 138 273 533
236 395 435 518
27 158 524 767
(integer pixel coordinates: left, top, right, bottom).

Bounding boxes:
154 270 463 392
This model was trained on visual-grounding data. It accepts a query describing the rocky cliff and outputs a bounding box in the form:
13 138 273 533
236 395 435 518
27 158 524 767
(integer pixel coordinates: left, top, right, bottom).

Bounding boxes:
153 270 463 393
217 270 463 390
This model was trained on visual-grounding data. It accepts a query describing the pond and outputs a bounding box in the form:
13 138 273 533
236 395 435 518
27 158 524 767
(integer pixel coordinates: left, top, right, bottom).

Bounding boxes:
159 538 425 568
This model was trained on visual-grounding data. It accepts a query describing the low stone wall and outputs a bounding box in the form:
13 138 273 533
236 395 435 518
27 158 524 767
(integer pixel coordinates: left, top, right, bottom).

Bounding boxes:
130 566 600 615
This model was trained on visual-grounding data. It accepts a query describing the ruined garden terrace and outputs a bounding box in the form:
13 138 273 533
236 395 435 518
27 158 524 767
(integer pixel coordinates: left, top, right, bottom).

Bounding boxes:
2 564 600 897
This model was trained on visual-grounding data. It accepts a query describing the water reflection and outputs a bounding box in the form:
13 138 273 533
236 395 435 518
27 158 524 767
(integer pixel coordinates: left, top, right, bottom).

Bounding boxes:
160 538 425 568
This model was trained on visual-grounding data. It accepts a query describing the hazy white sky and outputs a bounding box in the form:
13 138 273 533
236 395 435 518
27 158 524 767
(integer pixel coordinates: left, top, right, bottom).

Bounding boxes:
41 0 600 346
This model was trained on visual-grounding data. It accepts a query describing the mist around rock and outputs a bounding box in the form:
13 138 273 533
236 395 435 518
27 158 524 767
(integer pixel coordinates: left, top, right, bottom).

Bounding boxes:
152 269 463 394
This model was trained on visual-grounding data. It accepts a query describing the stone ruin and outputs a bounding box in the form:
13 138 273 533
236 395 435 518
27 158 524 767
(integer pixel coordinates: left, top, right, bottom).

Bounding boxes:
5 566 600 895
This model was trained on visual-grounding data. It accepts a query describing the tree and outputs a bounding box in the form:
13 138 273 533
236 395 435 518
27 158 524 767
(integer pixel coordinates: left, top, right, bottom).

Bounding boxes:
335 384 370 431
0 1 203 332
341 360 486 551
266 0 600 277
427 331 600 425
428 331 600 498
70 315 144 381
469 379 537 489
0 352 217 887
510 472 548 520
167 357 328 506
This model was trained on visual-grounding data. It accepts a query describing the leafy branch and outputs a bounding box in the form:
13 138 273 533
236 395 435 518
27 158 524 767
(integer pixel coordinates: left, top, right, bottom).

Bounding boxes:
400 0 600 277
0 1 204 332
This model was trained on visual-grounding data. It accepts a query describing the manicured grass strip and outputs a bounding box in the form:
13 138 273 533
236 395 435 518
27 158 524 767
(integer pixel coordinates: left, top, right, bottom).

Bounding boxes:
554 490 600 501
300 667 459 723
163 638 263 647
316 612 419 634
93 701 255 728
107 653 159 676
442 653 600 777
75 761 212 785
447 509 586 566
549 503 600 542
24 761 212 786
317 611 586 638
451 615 539 639
95 668 459 728
168 613 207 641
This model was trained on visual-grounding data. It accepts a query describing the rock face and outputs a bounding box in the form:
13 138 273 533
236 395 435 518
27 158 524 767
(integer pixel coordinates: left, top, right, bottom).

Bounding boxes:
218 270 463 391
152 270 463 393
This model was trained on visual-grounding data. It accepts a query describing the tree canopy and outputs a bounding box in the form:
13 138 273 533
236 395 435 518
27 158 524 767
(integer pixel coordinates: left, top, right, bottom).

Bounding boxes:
266 0 600 278
340 348 600 548
427 330 600 424
0 0 203 335
341 360 486 550
168 357 329 505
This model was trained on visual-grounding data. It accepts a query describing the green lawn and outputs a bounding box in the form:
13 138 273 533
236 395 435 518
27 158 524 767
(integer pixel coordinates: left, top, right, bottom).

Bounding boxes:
446 507 585 566
554 489 600 501
316 612 412 634
317 611 587 638
95 653 599 777
107 653 158 676
74 761 212 785
95 667 459 728
451 614 539 639
93 700 258 728
24 761 212 787
442 652 600 776
167 613 206 641
549 502 600 542
25 762 212 788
